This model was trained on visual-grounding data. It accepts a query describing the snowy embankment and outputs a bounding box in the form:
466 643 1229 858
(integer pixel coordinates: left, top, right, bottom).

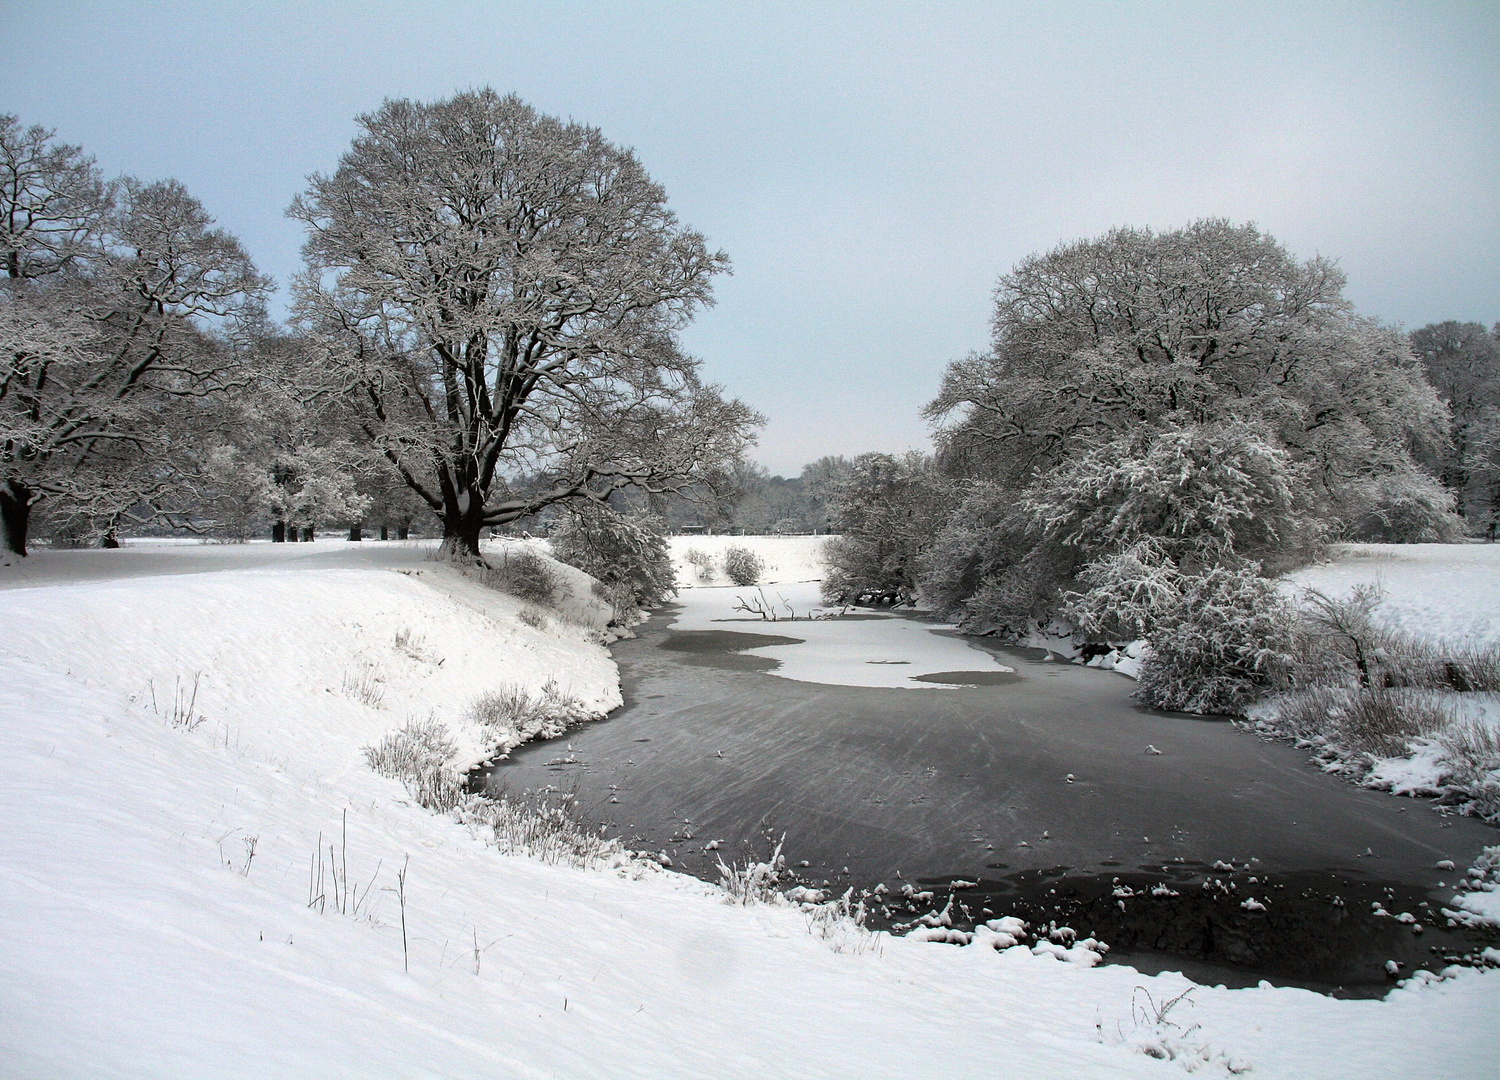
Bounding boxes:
1250 544 1500 835
1 539 1498 1078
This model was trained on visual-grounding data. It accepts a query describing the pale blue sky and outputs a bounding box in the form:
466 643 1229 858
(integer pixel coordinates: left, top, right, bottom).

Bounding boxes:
5 1 1497 473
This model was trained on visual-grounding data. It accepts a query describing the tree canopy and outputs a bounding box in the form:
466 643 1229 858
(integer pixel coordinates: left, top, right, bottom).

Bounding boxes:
928 221 1448 519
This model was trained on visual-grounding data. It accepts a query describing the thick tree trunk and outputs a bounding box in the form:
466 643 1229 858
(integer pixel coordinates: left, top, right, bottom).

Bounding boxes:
440 502 486 560
0 481 32 557
272 521 286 543
301 527 314 542
379 524 389 541
397 524 409 540
348 523 362 541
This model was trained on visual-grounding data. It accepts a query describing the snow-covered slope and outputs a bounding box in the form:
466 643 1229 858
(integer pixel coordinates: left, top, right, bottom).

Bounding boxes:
1 543 1497 1078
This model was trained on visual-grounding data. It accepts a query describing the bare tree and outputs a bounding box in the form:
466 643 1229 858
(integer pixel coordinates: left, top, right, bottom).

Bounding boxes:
1 116 270 556
289 90 758 557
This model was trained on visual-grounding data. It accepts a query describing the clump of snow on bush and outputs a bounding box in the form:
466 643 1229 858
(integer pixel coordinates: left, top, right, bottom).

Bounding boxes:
1136 566 1294 715
723 544 765 586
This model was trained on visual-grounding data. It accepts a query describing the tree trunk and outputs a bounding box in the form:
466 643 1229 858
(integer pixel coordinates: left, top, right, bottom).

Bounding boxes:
0 481 32 557
301 526 314 542
380 524 389 541
272 521 286 543
348 523 362 541
397 524 409 540
286 524 297 542
441 503 486 560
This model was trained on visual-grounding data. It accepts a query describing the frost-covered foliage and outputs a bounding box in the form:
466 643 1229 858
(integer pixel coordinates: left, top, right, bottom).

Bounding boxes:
1344 472 1465 543
1136 566 1295 714
918 482 1052 626
682 547 715 582
363 719 465 811
458 790 625 870
466 681 596 757
1023 420 1318 571
548 504 674 622
1062 541 1182 643
722 544 765 587
822 452 952 606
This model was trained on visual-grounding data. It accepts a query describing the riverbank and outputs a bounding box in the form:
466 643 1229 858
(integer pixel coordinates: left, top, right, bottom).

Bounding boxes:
2 539 1498 1077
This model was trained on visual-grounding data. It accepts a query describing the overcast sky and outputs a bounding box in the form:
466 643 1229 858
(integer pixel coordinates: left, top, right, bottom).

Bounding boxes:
6 1 1497 474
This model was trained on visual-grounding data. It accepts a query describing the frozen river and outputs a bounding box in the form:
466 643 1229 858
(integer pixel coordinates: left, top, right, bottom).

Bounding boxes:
488 585 1500 994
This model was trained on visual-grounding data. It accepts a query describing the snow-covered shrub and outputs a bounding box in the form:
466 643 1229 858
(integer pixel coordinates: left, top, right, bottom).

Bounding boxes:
722 544 765 587
1439 719 1500 789
485 548 558 606
682 547 714 582
716 838 785 905
959 559 1075 637
1274 686 1452 758
1062 540 1181 643
363 719 465 811
1136 566 1295 714
467 681 594 754
1345 471 1465 543
458 791 625 870
802 888 880 955
516 605 548 630
340 662 385 708
549 504 674 622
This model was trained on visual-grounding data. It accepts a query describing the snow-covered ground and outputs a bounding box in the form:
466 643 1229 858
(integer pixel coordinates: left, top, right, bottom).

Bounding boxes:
1284 543 1500 645
2 537 1498 1078
1258 544 1500 826
668 532 828 587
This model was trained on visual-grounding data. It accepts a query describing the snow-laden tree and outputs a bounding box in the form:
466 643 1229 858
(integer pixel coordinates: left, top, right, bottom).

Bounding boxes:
1022 419 1318 571
821 452 953 606
289 90 759 558
927 220 1449 529
1410 320 1500 530
548 502 674 623
1 115 270 556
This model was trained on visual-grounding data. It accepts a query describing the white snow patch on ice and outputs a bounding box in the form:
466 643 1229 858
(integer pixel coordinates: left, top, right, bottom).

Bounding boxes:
671 580 1015 689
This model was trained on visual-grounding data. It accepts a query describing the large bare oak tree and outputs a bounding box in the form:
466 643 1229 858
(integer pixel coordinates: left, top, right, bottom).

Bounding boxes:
290 90 758 556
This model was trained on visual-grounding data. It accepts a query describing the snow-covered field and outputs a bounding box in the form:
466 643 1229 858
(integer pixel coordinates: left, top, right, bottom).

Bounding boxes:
1284 543 1500 645
2 537 1498 1078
